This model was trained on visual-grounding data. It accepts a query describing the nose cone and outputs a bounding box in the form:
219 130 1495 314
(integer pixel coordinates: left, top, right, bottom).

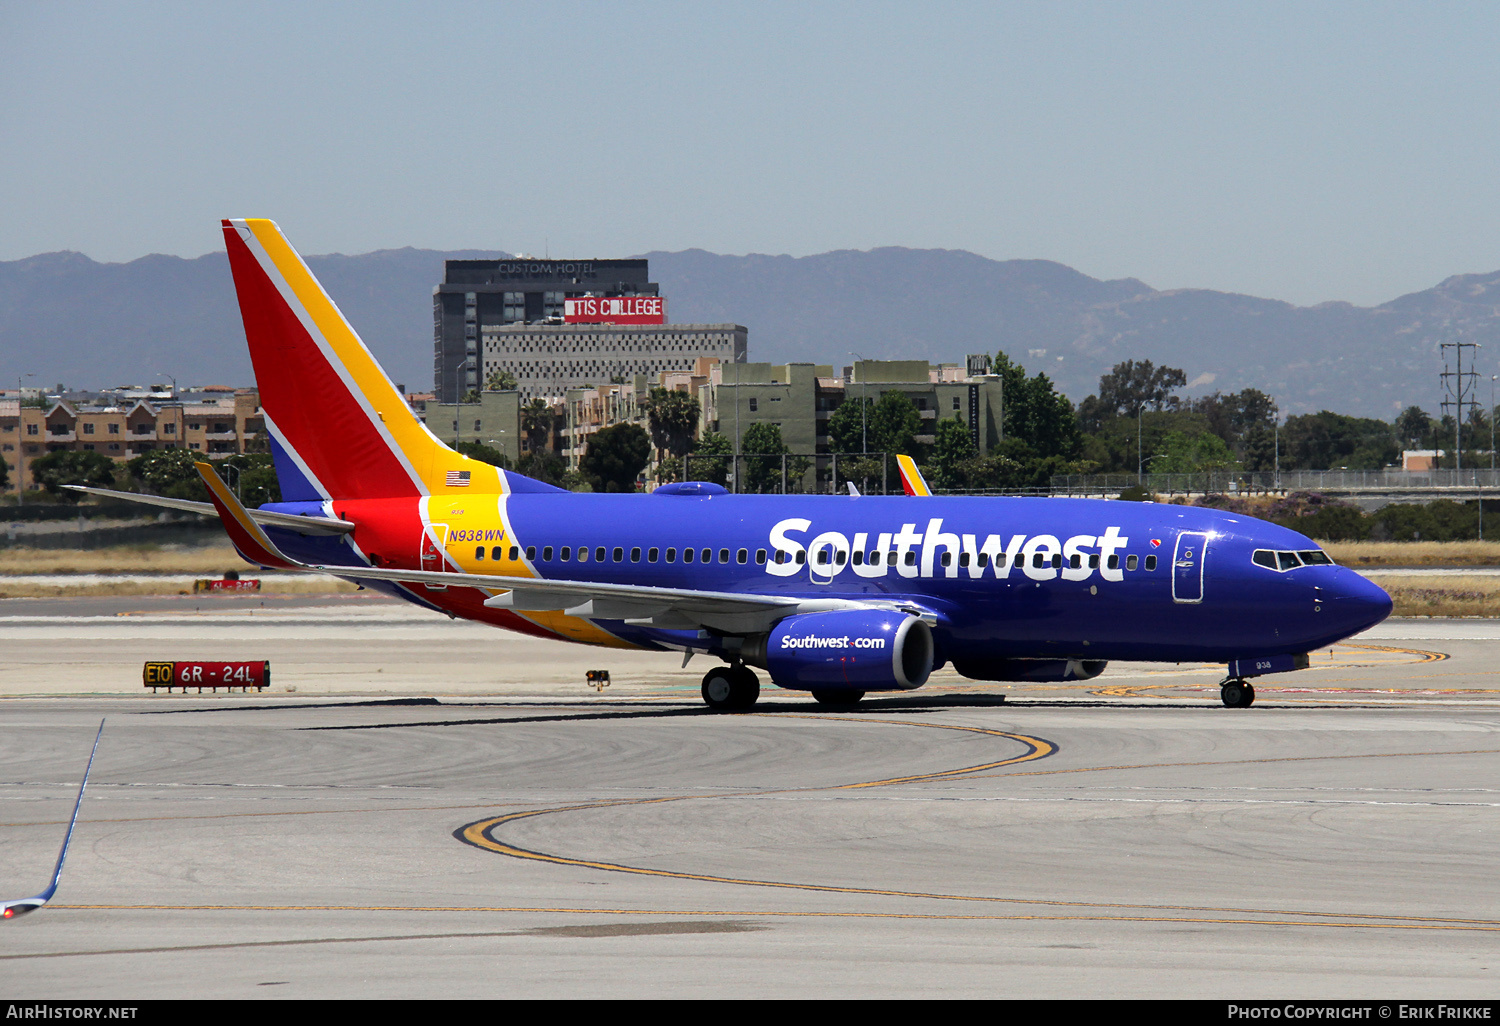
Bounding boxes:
1327 568 1393 635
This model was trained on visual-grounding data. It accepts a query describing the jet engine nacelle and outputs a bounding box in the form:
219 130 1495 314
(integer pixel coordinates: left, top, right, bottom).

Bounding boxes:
951 657 1107 683
752 610 934 692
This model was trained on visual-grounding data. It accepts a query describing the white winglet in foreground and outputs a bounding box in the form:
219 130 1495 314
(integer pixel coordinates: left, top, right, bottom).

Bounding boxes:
2 720 104 919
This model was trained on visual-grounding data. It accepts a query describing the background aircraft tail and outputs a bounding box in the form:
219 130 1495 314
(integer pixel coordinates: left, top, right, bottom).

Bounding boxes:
221 218 500 502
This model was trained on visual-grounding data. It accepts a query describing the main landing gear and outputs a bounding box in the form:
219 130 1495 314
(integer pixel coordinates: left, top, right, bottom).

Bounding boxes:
1220 678 1256 708
702 664 760 711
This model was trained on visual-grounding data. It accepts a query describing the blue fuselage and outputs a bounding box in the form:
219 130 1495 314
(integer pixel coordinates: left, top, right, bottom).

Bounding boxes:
270 491 1393 670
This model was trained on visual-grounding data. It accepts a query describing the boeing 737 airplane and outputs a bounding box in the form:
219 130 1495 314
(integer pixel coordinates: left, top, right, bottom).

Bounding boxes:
75 219 1393 710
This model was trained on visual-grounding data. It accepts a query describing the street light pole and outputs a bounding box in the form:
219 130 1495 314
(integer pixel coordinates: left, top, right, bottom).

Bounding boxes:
15 372 34 505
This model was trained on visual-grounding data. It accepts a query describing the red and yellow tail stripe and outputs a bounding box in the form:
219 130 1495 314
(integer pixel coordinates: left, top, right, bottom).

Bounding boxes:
222 218 500 501
896 454 932 496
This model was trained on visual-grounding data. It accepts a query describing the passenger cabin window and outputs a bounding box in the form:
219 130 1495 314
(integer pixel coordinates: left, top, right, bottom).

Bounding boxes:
702 548 712 563
737 548 748 564
1126 554 1137 571
475 546 485 560
719 548 730 564
648 547 659 562
684 548 695 563
630 547 642 562
756 549 767 564
509 546 519 561
613 547 624 562
542 546 553 561
526 546 537 560
577 547 587 562
561 547 571 561
1145 555 1157 571
596 547 606 562
666 548 676 562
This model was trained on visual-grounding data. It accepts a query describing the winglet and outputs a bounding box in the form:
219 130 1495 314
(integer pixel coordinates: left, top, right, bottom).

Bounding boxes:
195 461 302 570
3 720 103 919
895 455 932 496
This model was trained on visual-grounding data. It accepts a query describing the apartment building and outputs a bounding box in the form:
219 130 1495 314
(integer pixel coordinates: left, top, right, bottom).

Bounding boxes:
1 390 264 493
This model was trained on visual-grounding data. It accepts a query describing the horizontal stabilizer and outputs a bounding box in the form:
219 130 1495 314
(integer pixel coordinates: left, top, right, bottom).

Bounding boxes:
63 485 354 536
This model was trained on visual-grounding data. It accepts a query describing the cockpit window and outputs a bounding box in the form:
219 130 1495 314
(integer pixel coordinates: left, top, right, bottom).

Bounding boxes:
1254 548 1334 572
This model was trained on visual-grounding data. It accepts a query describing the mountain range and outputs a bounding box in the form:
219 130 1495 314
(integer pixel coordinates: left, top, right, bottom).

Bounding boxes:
5 244 1499 418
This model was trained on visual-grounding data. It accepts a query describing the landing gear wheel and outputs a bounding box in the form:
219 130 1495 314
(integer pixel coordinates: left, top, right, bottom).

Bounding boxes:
702 666 760 711
1221 679 1255 708
811 689 865 709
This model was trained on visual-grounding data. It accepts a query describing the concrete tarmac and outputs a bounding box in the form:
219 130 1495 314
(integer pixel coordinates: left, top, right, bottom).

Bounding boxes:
1 593 1497 998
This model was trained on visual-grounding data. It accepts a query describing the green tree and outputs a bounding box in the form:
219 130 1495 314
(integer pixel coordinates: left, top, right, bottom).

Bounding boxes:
520 399 553 455
29 450 116 501
869 390 922 457
740 422 810 493
220 452 280 506
516 451 568 487
126 448 205 499
580 423 651 493
992 351 1081 459
928 416 977 490
1191 388 1278 450
1079 359 1187 430
484 368 517 392
1281 411 1398 470
687 431 733 486
1394 406 1435 450
827 395 876 455
1154 430 1239 473
641 387 701 460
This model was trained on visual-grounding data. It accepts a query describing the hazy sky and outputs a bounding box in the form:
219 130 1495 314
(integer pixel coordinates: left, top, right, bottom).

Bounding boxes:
4 1 1499 306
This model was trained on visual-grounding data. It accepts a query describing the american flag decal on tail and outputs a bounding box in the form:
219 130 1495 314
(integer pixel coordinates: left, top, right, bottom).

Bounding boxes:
446 470 471 487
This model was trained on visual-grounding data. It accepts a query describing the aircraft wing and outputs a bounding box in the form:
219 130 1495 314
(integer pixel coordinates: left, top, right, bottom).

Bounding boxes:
192 462 935 635
62 485 355 536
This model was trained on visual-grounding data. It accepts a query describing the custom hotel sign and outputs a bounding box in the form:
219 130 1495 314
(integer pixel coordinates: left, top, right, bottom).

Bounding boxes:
564 296 667 325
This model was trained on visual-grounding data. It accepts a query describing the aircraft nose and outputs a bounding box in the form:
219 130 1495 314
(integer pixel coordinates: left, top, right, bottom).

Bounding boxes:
1326 569 1393 633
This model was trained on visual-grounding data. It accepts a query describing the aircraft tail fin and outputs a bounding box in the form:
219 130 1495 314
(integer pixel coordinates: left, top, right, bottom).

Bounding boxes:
896 454 932 496
220 219 502 502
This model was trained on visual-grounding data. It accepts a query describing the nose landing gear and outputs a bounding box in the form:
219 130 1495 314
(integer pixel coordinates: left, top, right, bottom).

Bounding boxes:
701 664 760 711
1220 678 1256 708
